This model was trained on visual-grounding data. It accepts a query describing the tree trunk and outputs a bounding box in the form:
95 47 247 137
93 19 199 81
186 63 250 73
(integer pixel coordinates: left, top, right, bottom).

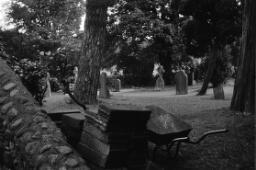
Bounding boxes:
74 0 110 105
198 45 220 95
231 0 255 114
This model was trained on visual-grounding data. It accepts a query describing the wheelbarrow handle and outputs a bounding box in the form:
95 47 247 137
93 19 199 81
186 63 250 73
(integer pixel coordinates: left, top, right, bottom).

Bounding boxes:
203 129 228 135
188 128 228 144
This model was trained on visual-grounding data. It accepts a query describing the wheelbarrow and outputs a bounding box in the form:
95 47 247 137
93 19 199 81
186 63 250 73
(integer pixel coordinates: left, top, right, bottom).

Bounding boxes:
146 105 228 160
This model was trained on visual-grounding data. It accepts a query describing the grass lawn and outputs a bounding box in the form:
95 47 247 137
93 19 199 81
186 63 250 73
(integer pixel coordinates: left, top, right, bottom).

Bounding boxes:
42 82 254 170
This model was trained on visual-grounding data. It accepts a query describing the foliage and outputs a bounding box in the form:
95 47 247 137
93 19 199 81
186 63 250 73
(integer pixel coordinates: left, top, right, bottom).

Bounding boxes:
195 57 208 81
3 0 84 102
0 30 53 105
45 47 75 83
15 59 48 105
179 0 242 90
8 0 84 39
7 0 84 64
196 46 233 87
210 55 230 87
0 29 80 104
105 0 242 86
107 0 186 85
122 58 154 86
180 0 242 56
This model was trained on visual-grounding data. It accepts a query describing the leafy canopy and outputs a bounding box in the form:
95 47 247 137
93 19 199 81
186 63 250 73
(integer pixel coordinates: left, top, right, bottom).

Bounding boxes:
180 0 242 56
2 0 84 103
106 0 186 85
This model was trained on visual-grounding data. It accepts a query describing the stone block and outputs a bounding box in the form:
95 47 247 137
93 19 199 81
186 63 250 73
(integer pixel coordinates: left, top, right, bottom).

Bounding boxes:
10 89 19 97
62 113 85 130
47 110 81 122
79 103 151 169
80 131 128 155
1 102 13 114
56 146 73 155
213 84 225 99
155 76 165 90
175 70 188 95
83 120 129 144
97 103 151 132
78 143 126 168
64 94 73 104
60 113 85 147
65 158 79 167
99 72 110 99
188 72 195 86
3 82 16 91
112 79 121 92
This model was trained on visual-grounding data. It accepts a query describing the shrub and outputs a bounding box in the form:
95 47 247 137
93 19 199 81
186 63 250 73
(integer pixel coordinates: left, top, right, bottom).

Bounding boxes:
11 59 48 105
49 78 61 92
210 55 230 87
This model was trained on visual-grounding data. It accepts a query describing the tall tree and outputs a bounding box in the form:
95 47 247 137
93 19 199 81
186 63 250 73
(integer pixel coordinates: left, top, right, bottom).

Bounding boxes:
8 0 84 65
231 0 255 114
5 0 83 103
107 0 185 85
74 0 112 104
180 0 242 95
8 0 83 39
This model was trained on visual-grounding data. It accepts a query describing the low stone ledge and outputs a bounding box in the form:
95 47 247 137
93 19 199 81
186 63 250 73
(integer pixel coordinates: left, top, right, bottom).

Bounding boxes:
0 59 90 170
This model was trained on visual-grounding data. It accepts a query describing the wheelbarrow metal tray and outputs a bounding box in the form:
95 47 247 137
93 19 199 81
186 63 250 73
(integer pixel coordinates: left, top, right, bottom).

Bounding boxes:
146 105 192 145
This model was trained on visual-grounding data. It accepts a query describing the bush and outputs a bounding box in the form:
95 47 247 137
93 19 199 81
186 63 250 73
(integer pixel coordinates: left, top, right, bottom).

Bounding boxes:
210 55 230 87
49 78 61 92
11 59 48 105
0 30 61 105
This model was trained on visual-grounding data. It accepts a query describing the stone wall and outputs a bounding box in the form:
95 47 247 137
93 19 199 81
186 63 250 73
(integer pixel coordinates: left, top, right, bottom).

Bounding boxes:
0 59 90 170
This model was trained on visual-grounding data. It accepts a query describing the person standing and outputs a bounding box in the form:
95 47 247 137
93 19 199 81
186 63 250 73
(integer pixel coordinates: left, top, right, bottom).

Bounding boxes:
153 63 165 90
45 72 52 97
73 66 79 84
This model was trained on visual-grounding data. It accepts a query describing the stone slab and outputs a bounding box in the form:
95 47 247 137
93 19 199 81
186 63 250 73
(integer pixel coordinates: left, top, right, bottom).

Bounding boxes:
62 113 85 130
47 109 81 122
78 143 127 168
79 131 128 155
213 85 225 99
175 70 188 95
83 121 129 144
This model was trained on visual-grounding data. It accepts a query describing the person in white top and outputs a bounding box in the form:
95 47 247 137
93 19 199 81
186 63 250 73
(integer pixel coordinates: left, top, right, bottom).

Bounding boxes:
153 63 165 90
